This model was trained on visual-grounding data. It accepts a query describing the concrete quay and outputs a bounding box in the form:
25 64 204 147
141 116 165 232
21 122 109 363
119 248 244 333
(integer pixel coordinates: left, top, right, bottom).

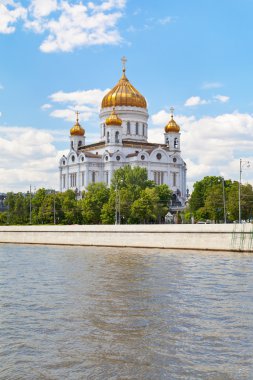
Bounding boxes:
0 224 253 252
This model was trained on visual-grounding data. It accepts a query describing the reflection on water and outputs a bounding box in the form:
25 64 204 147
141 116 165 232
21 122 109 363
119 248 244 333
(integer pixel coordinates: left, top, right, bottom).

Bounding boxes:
0 244 253 379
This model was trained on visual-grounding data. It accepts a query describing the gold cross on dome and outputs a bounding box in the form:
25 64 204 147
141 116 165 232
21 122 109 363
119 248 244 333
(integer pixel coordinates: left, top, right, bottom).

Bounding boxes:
121 56 127 72
170 107 174 117
76 110 79 122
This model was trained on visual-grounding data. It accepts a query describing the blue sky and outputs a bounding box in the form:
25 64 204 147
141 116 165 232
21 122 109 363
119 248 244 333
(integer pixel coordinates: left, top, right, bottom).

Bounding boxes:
0 0 253 191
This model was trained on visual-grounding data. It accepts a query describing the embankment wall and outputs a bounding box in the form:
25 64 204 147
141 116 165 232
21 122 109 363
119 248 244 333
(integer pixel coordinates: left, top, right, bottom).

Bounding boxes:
0 224 253 252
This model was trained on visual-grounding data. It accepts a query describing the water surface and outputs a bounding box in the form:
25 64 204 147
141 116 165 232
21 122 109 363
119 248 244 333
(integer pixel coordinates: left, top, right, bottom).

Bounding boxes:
0 244 253 379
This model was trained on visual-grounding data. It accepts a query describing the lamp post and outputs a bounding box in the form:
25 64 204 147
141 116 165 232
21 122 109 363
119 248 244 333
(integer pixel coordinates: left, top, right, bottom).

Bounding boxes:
221 177 226 224
115 180 123 224
53 190 56 225
29 185 32 225
239 159 250 223
115 184 120 224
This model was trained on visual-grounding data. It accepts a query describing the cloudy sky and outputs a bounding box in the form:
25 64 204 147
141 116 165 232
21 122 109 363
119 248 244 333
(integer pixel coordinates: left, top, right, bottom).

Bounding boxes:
1 0 253 192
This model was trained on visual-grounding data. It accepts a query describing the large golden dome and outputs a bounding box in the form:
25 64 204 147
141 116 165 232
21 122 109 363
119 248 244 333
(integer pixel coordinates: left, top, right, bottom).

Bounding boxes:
164 108 180 133
101 60 147 109
70 112 85 136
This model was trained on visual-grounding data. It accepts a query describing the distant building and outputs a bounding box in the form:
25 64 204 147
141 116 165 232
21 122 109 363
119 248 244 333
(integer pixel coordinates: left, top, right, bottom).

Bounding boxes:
59 58 187 211
0 193 7 212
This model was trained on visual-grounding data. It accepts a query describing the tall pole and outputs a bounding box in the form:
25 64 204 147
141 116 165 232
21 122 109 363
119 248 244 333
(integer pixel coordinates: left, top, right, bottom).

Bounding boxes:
29 184 32 225
115 184 121 224
53 190 56 225
222 177 226 223
118 190 121 225
239 159 242 224
115 184 118 225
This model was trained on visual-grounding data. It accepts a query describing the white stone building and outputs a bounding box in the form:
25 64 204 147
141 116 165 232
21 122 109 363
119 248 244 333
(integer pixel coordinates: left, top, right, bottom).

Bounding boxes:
59 60 187 210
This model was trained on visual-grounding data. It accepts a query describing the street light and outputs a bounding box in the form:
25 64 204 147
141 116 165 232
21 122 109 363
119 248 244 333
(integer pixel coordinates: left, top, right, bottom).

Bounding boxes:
53 190 56 225
29 185 32 225
115 179 123 224
221 177 226 224
239 159 250 223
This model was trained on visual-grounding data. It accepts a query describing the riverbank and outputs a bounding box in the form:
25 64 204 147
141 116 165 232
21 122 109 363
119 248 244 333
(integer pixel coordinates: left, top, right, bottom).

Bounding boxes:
0 224 253 252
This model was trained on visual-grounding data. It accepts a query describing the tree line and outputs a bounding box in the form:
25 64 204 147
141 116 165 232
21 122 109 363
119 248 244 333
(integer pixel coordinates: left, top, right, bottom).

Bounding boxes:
1 171 252 225
0 166 172 225
186 176 253 223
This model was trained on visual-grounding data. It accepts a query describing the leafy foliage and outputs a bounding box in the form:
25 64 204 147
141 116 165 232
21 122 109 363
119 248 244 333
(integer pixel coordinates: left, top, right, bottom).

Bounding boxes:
0 166 173 225
188 176 253 222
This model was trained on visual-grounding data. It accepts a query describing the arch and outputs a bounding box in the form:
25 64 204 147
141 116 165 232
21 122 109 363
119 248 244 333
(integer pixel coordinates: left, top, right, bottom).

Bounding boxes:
127 121 131 134
174 137 178 148
107 131 110 143
115 131 120 143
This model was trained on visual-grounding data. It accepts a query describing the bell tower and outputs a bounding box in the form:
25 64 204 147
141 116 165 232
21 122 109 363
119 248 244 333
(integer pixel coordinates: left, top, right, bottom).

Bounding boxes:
70 111 85 151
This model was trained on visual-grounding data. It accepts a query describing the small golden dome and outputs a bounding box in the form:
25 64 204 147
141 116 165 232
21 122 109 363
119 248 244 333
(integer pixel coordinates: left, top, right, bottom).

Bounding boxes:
70 111 85 136
105 108 122 126
164 108 180 133
101 57 147 109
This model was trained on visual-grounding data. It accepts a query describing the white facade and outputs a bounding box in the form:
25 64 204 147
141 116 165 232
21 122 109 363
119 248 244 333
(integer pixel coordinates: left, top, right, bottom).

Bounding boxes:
59 72 187 210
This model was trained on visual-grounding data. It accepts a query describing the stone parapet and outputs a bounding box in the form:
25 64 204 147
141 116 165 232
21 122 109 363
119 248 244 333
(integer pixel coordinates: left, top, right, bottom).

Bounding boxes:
1 224 253 252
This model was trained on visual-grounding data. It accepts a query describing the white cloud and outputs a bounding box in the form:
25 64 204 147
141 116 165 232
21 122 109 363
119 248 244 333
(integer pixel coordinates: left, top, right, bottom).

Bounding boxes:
88 0 126 11
0 1 27 34
0 125 61 191
25 0 125 53
214 94 230 103
0 122 101 192
47 88 109 121
41 103 52 110
49 89 109 106
185 96 208 107
50 108 93 122
184 94 230 107
202 82 223 89
29 0 58 18
158 16 172 25
0 0 126 52
150 110 253 188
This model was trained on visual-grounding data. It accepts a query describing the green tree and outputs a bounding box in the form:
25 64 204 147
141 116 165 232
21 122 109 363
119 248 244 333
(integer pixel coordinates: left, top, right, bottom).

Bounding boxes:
0 212 7 225
59 190 82 224
189 176 223 213
5 192 29 224
130 187 160 223
227 182 253 221
31 188 47 224
81 183 110 224
204 185 224 222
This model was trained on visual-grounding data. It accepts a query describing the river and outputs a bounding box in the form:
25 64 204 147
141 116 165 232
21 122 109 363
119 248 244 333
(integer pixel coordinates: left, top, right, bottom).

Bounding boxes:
0 244 253 379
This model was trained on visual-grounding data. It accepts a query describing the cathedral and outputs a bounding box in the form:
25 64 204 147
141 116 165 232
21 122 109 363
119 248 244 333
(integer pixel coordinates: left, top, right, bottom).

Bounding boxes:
59 58 187 211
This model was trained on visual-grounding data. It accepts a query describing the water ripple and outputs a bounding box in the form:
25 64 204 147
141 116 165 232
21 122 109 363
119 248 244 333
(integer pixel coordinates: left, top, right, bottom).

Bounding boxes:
0 245 253 379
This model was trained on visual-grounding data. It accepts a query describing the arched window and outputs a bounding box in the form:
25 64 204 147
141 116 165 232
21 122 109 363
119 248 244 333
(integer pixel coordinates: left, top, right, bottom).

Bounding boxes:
115 131 120 143
107 131 110 143
103 124 105 136
142 123 145 136
92 172 96 183
78 141 82 147
174 138 178 148
173 172 177 187
71 141 74 149
127 121 131 134
136 122 139 135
